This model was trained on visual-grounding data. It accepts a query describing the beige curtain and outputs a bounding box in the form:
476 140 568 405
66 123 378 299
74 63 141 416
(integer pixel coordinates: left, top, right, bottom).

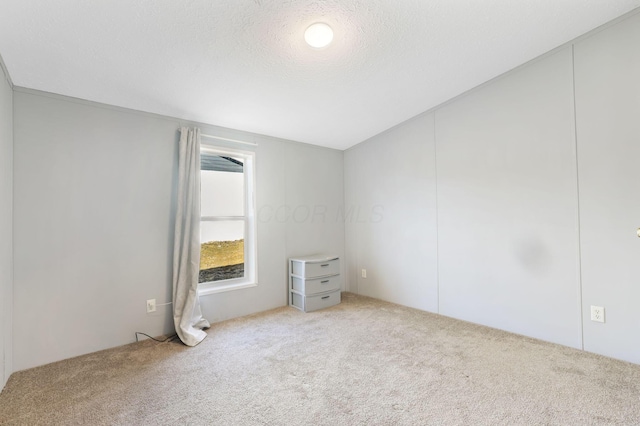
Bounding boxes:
172 127 210 346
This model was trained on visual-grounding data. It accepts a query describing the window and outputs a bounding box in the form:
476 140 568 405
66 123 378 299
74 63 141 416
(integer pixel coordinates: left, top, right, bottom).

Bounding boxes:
199 145 256 294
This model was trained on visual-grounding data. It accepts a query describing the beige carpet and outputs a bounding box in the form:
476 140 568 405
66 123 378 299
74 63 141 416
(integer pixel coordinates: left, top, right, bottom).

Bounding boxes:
2 292 640 425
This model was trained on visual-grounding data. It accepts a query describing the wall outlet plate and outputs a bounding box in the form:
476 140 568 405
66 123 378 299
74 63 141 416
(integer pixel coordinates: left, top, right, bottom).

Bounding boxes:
361 269 367 278
590 305 605 323
147 299 156 313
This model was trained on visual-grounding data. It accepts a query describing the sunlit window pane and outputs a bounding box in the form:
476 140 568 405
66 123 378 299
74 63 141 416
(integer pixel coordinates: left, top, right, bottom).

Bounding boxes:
200 169 244 217
199 221 245 283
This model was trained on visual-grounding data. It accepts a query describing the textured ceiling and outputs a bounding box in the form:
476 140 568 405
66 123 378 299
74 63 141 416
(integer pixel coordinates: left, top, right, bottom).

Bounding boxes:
1 1 639 150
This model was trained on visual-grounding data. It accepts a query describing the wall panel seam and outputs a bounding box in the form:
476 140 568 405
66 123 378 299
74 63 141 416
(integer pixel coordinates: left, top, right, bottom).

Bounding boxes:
571 44 585 351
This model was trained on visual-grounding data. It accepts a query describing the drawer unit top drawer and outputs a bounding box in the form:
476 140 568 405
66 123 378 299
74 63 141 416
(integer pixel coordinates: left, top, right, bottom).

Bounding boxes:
290 255 339 278
291 274 341 295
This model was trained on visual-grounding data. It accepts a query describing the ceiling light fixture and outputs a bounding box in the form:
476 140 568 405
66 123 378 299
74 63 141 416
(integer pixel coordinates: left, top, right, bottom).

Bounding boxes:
304 23 333 48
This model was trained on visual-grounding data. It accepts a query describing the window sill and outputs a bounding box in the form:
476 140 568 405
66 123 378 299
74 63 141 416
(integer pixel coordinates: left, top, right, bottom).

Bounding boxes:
198 281 257 296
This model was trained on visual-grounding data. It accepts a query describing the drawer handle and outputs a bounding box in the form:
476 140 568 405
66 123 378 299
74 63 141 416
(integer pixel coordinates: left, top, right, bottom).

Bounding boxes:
321 280 329 284
321 296 330 299
320 263 330 267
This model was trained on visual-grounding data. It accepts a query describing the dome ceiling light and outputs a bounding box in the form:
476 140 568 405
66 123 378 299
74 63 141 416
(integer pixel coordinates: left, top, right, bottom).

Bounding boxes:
304 22 334 48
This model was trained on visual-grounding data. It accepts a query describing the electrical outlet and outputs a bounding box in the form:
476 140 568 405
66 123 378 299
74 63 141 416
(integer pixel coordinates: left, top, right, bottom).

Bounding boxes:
146 299 156 313
361 269 367 278
590 305 605 323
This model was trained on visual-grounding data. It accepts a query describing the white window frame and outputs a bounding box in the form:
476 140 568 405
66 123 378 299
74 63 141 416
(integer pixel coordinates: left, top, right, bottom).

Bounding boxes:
198 145 257 296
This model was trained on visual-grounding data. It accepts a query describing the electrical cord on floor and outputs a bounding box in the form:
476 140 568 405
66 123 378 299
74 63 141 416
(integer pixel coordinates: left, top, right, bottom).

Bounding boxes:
135 332 178 343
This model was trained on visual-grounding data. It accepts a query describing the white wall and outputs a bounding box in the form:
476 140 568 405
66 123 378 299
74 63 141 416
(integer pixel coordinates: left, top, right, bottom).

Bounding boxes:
345 11 640 361
435 47 581 348
12 89 344 371
344 113 438 312
0 58 13 390
574 13 640 364
284 142 345 285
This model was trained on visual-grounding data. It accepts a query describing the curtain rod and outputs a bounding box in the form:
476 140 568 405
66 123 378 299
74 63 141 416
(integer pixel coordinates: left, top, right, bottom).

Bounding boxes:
201 133 258 147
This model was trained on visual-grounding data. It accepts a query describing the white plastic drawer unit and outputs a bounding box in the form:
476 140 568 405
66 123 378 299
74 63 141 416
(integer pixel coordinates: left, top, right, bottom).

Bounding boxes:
289 254 341 313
